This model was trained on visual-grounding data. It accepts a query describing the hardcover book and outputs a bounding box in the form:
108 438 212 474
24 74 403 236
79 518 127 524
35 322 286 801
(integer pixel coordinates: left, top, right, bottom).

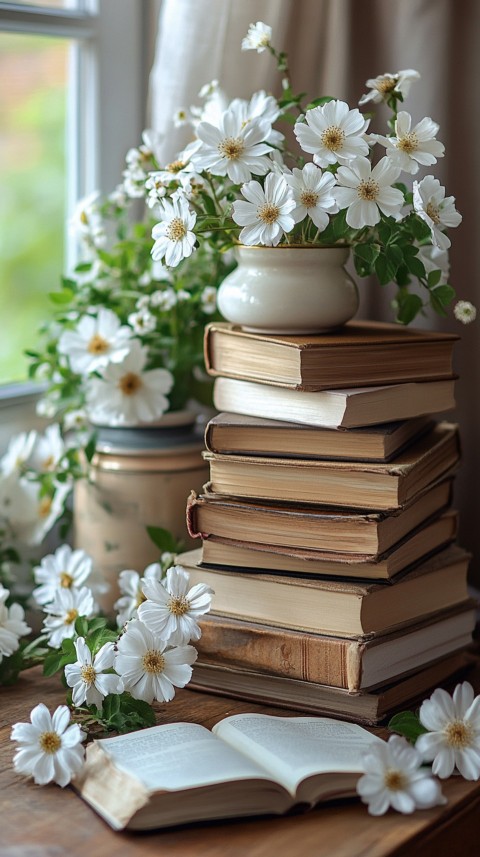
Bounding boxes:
74 713 383 830
196 602 476 691
204 321 458 391
204 412 434 462
212 376 456 429
203 422 460 511
187 478 453 557
177 545 471 637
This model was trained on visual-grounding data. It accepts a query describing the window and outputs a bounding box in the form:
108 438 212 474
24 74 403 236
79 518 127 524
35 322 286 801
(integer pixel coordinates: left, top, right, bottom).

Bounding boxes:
0 0 149 387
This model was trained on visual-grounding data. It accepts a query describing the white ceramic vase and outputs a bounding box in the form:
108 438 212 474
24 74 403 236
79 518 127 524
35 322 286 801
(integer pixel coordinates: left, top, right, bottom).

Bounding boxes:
217 245 359 334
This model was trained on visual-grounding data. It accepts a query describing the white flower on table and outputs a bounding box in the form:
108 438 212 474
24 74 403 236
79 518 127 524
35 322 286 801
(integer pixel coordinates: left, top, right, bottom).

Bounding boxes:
11 703 85 787
65 637 123 709
58 306 133 375
114 562 164 628
285 163 338 230
453 300 476 324
86 340 173 426
0 430 37 477
359 69 420 105
29 424 65 474
191 105 274 183
32 544 93 607
334 156 404 228
151 195 197 267
138 565 214 646
294 100 370 167
413 175 462 250
43 586 96 649
374 111 445 175
0 586 31 663
114 620 197 704
357 734 446 815
241 21 272 52
232 173 296 247
416 681 480 780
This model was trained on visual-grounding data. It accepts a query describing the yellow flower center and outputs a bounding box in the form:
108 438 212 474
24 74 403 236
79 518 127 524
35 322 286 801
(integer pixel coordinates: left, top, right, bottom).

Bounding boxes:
377 77 397 94
38 497 53 518
300 190 320 209
60 572 74 588
321 125 345 152
166 218 187 241
166 159 187 174
397 132 419 154
218 137 245 161
142 650 165 674
426 202 441 224
168 595 190 616
258 203 280 224
384 769 407 791
39 731 62 754
357 179 380 201
41 455 55 471
80 210 89 226
64 608 78 625
80 664 97 684
118 372 143 396
87 333 110 355
444 720 473 749
135 588 147 609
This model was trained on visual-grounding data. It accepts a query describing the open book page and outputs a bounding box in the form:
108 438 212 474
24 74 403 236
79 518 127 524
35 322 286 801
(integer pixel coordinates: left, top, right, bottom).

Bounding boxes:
95 721 278 792
213 714 383 797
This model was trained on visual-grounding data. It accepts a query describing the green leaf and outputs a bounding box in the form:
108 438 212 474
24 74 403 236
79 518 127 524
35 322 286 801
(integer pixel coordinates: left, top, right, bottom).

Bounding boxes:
427 269 443 288
43 649 67 677
405 254 426 280
388 710 427 743
49 289 74 305
429 284 455 316
305 96 335 109
410 216 431 241
75 615 89 638
146 526 178 553
395 291 424 324
375 252 398 286
84 432 97 463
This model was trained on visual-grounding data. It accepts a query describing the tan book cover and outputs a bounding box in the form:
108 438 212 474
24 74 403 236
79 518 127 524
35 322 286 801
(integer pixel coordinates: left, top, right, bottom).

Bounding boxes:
204 321 458 391
203 422 460 511
177 544 471 637
196 603 476 691
187 478 453 556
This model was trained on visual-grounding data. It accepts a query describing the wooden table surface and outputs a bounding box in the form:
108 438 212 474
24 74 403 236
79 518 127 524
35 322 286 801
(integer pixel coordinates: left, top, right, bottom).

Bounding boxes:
1 665 480 857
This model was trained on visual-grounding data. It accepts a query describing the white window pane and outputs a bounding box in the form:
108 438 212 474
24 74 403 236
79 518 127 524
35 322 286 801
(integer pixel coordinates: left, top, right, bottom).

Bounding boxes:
0 31 68 383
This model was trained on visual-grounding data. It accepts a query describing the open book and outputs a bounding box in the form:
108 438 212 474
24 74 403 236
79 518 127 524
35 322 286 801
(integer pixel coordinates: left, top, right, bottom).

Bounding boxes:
74 713 382 830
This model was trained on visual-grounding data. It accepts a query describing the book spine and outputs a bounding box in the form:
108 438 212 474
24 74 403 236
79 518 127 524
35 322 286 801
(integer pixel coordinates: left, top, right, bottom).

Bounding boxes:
196 617 363 691
186 491 203 540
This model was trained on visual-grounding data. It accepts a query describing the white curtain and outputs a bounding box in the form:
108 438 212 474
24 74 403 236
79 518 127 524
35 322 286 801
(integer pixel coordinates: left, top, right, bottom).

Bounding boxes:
148 0 480 586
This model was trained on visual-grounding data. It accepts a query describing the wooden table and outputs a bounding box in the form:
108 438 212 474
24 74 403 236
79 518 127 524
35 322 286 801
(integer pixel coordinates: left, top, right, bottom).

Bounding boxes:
1 666 480 857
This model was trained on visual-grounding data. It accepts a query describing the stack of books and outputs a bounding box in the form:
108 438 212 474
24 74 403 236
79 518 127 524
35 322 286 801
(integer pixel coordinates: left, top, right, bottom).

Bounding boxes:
178 320 476 725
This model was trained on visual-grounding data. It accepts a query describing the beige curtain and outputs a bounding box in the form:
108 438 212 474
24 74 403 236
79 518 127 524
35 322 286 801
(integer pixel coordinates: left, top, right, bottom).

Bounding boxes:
149 0 480 586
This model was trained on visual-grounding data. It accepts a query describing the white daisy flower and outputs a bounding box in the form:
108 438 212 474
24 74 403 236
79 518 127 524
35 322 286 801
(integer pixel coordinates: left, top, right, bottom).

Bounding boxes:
35 395 59 419
138 565 214 646
29 424 65 474
32 544 93 607
374 112 445 175
417 244 450 283
151 196 197 268
453 300 476 324
127 309 156 335
86 340 173 427
65 637 123 710
357 734 446 815
122 164 149 199
145 172 168 209
334 156 404 228
150 287 177 310
198 79 219 99
0 430 37 477
114 562 164 628
68 191 106 249
108 182 129 209
285 163 338 229
114 620 197 703
63 409 88 433
0 586 31 663
58 307 133 376
191 106 273 183
173 107 191 128
201 285 218 315
176 289 190 302
294 100 370 167
11 703 85 787
230 90 284 146
1 478 71 547
416 681 480 780
359 69 420 106
232 172 296 246
413 175 462 250
43 586 96 649
241 21 272 52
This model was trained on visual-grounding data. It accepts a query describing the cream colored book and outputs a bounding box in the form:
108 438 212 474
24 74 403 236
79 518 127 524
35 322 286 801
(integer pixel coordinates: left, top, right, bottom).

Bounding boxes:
74 714 382 830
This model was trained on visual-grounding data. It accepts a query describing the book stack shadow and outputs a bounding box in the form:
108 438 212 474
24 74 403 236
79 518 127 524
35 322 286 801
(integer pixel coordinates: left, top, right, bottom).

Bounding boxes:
178 321 476 725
